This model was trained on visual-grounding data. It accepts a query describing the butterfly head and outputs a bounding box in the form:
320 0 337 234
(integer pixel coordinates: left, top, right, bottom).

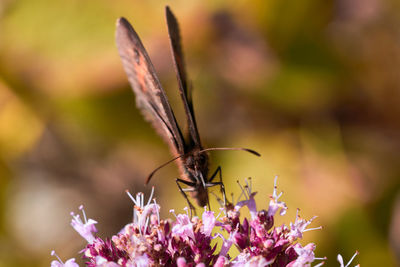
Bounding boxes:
184 150 209 182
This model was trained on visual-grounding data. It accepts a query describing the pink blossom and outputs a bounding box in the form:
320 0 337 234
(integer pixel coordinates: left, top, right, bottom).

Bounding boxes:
51 177 358 266
94 256 121 267
286 243 317 267
171 211 195 241
50 251 79 267
267 176 288 217
201 210 216 236
50 259 79 267
288 211 320 241
70 205 98 244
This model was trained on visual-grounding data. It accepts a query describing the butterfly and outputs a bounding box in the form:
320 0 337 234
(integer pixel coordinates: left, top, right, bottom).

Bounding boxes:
115 6 260 210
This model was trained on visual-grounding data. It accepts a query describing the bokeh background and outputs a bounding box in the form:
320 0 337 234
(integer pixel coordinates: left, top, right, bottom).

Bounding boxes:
0 0 399 266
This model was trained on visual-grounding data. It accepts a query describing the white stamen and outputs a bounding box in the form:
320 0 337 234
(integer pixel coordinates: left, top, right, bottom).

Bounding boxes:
80 205 87 224
345 251 359 267
244 178 252 195
71 213 81 224
236 191 244 204
135 193 141 206
153 199 160 224
126 190 136 204
51 250 63 264
126 191 139 223
134 193 139 206
248 177 253 192
146 187 155 206
144 217 149 234
236 180 248 200
170 209 177 219
304 226 323 232
215 209 222 220
184 207 189 216
272 176 281 199
272 176 283 201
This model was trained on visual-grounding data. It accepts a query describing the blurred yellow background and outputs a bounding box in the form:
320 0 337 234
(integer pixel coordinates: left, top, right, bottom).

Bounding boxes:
0 0 399 266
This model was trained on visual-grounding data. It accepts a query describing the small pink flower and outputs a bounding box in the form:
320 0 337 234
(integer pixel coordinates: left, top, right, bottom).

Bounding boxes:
94 256 121 267
126 187 160 233
267 176 288 217
215 231 236 257
50 258 79 267
233 255 273 267
286 243 317 267
50 251 79 267
234 179 258 219
201 210 216 236
70 205 98 244
288 211 320 241
171 210 195 241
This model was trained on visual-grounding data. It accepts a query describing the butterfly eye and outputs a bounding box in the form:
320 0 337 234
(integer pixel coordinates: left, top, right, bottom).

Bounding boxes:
186 157 194 168
199 154 206 165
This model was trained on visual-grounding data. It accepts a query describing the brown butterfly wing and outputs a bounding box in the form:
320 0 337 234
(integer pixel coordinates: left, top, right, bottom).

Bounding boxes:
165 7 202 151
116 17 185 156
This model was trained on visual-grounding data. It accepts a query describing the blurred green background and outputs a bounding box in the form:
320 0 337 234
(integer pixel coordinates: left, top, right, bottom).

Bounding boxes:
0 0 399 266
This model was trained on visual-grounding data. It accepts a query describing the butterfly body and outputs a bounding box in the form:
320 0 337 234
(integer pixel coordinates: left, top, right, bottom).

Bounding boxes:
178 148 210 206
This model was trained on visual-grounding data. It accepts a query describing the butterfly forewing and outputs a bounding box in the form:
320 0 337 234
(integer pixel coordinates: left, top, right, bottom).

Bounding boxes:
165 7 202 150
116 17 185 156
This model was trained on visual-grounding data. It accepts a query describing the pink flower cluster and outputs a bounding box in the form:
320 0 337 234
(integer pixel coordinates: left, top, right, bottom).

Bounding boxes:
51 177 359 267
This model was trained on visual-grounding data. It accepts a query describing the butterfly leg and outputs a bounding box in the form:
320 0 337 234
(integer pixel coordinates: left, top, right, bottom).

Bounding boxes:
175 178 197 217
207 166 227 206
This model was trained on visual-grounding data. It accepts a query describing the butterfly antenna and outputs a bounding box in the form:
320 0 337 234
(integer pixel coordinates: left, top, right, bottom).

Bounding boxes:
146 154 185 184
146 147 259 184
198 147 261 157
